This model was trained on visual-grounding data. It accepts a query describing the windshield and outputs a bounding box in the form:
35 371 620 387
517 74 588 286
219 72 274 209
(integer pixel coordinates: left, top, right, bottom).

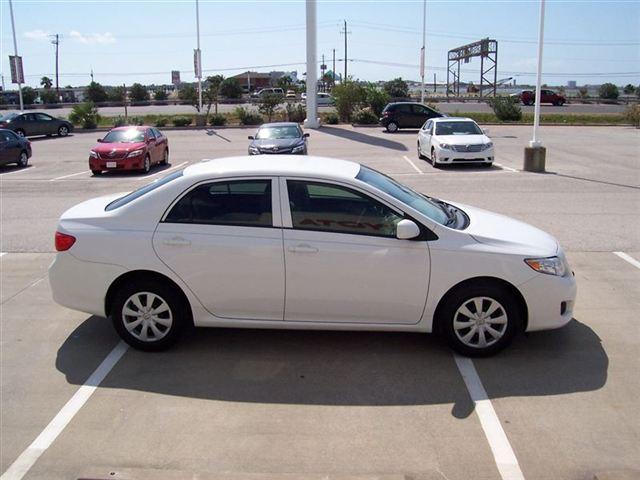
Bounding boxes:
105 170 183 211
0 113 18 122
356 166 449 225
435 121 482 136
256 126 301 140
102 128 146 143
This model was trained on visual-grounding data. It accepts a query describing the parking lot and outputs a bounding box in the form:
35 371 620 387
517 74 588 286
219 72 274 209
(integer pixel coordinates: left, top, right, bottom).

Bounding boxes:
1 125 639 480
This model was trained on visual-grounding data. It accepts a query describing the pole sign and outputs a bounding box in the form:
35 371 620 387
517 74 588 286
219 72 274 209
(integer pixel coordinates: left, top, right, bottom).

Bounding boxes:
193 49 202 78
420 47 425 78
171 70 181 85
9 55 24 84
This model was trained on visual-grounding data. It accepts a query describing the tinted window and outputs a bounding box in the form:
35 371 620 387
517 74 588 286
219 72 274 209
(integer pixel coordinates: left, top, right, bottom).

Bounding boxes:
397 104 412 113
21 114 35 122
0 130 18 141
146 128 156 139
287 180 402 238
166 180 272 227
152 128 162 138
105 170 184 211
35 113 53 121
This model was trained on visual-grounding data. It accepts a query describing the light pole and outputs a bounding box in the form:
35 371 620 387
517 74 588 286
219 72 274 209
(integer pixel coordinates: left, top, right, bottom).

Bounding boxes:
420 0 426 104
524 0 546 172
195 0 203 113
304 0 319 128
8 0 24 111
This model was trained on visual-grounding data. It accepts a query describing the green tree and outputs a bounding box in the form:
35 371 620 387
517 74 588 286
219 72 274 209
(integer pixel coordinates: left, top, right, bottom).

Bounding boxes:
331 80 366 122
363 84 390 116
276 75 293 91
154 89 168 101
204 75 224 115
623 84 635 95
383 77 409 98
258 93 281 122
108 86 125 102
85 81 108 103
68 101 101 129
40 89 58 104
40 76 53 89
21 86 37 105
178 84 200 112
599 83 619 100
129 83 150 102
578 87 589 99
220 77 242 99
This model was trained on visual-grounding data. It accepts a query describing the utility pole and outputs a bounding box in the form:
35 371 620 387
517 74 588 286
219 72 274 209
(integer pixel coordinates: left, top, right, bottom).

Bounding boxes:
123 83 128 122
90 68 94 82
8 0 23 111
321 54 326 91
420 0 426 103
195 0 203 112
340 20 351 81
51 34 60 99
303 0 318 129
332 49 336 86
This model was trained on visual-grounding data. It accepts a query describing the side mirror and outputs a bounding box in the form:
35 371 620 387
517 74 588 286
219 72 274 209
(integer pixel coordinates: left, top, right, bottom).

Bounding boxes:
303 133 310 138
97 138 103 143
396 219 421 240
248 135 254 140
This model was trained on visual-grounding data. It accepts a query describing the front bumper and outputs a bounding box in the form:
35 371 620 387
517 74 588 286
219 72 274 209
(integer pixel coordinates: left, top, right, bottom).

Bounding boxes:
518 271 577 331
434 146 494 164
89 154 144 171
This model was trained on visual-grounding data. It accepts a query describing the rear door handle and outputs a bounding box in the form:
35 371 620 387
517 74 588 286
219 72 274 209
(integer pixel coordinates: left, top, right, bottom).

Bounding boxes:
288 244 318 254
163 236 191 247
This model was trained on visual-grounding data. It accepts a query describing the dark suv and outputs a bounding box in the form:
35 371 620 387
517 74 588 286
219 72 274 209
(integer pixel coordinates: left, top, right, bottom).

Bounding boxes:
380 102 443 132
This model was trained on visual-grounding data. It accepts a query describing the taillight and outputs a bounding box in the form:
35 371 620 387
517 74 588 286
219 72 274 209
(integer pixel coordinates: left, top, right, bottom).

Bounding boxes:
382 111 390 117
55 231 76 251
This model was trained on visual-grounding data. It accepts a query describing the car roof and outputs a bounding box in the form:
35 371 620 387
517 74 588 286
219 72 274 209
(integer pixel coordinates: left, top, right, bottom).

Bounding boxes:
258 122 301 128
110 126 150 131
432 117 476 123
184 155 361 181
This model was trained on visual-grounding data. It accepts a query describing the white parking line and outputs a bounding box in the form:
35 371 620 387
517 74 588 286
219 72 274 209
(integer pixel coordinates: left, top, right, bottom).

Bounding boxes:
402 155 424 174
0 341 129 480
613 251 640 269
494 163 519 173
454 354 525 480
0 166 36 177
50 170 90 181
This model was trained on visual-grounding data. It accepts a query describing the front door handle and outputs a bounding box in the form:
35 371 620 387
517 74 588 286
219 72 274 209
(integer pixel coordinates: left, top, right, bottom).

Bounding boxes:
288 243 318 254
163 236 191 247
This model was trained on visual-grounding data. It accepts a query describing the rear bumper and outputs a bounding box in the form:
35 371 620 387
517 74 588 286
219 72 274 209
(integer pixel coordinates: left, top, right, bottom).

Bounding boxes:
518 272 577 331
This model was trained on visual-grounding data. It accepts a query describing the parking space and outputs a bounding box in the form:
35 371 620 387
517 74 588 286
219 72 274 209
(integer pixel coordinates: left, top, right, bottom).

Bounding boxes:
1 125 639 479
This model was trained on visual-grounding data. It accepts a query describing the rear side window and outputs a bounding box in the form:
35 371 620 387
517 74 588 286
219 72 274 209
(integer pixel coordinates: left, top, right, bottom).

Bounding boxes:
105 170 184 211
397 104 412 113
165 179 272 227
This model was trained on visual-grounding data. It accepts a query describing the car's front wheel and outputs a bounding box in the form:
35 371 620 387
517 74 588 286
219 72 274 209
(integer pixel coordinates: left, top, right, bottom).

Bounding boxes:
142 154 151 174
17 151 28 168
431 147 440 167
386 121 398 133
58 125 69 137
438 282 521 356
111 280 187 351
160 149 169 165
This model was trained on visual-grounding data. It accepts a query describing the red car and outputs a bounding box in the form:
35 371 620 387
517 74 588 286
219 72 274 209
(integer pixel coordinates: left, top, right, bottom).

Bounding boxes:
89 126 169 175
514 89 566 106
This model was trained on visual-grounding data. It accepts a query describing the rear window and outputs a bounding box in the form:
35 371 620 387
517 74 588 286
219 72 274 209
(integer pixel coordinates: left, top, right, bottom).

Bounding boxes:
105 170 184 211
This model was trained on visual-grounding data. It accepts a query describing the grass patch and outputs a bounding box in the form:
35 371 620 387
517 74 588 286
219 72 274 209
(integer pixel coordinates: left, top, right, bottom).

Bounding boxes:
448 111 629 125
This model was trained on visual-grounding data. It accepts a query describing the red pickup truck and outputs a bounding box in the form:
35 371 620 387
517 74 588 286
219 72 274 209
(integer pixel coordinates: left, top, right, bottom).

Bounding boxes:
513 89 566 106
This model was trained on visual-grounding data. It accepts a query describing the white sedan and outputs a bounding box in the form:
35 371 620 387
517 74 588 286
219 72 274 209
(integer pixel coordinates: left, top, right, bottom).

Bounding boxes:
49 156 576 356
417 117 494 167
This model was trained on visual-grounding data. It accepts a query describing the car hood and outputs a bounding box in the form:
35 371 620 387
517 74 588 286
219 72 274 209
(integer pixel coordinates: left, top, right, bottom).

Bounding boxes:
93 141 145 153
435 134 489 145
449 201 558 257
251 138 304 149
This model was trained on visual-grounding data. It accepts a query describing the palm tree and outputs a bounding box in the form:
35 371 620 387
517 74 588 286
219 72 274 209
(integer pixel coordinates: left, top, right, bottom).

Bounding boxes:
40 76 53 89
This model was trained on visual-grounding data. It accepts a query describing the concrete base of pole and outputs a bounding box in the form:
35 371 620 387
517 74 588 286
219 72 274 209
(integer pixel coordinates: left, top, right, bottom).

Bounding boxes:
303 117 321 129
523 146 546 172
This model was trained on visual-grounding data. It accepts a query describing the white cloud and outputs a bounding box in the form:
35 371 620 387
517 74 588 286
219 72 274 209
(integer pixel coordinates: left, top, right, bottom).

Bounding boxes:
24 29 51 40
69 30 116 45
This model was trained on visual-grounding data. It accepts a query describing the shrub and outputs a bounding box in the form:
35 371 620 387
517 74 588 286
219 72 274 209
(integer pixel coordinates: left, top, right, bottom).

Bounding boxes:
383 77 409 98
220 78 243 99
623 84 635 95
578 87 589 99
112 116 126 127
69 101 101 129
624 104 640 128
599 83 619 100
154 89 168 101
487 96 522 121
108 86 125 102
154 116 169 127
40 89 58 104
172 116 192 127
258 93 282 122
235 106 263 125
364 84 390 116
323 112 339 124
85 82 108 103
209 113 227 126
285 103 306 123
129 83 150 102
21 86 37 105
332 81 366 123
128 116 145 126
352 108 379 125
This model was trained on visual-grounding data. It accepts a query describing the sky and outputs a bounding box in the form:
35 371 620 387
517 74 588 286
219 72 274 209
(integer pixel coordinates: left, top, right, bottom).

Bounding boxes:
0 0 638 89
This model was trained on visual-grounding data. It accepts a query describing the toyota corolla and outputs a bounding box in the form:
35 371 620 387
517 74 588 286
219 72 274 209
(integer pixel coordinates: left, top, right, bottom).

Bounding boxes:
49 156 576 356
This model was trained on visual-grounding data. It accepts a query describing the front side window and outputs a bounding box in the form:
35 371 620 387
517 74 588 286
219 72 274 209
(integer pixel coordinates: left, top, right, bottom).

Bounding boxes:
35 113 53 121
287 180 402 238
165 179 272 227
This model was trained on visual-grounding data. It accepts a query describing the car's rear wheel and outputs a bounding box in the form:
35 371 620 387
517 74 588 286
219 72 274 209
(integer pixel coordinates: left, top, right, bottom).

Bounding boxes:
15 129 25 137
111 280 187 351
417 141 426 160
58 125 69 137
160 149 169 165
438 282 521 356
17 151 28 168
386 121 398 133
142 154 151 174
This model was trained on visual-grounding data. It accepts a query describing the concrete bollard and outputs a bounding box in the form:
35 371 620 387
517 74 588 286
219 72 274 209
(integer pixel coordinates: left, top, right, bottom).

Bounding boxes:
524 146 546 172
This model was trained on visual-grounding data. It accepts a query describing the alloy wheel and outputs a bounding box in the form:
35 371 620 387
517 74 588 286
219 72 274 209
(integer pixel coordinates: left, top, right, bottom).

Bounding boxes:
453 296 508 349
58 126 69 136
18 152 28 167
121 291 173 342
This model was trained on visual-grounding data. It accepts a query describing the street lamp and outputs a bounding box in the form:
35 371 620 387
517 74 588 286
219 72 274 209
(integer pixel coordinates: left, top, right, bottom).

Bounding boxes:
420 0 426 104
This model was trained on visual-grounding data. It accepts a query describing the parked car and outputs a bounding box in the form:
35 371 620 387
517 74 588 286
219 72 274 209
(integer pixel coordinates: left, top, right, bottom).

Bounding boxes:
89 126 169 175
511 89 565 106
251 88 285 99
417 117 494 167
0 112 73 138
285 90 297 99
380 102 443 132
248 122 309 155
0 128 32 168
49 156 576 356
301 92 335 106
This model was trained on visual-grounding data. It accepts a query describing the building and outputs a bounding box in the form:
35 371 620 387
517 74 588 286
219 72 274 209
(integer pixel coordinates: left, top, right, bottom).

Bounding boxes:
567 80 577 88
230 70 299 92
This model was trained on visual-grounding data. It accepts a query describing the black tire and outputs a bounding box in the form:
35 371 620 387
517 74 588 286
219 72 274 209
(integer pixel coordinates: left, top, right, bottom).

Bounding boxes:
431 148 440 168
141 154 151 174
58 125 69 137
111 279 188 351
15 129 25 138
437 281 522 357
386 122 399 133
17 151 28 168
418 141 426 160
160 149 169 165
91 169 102 176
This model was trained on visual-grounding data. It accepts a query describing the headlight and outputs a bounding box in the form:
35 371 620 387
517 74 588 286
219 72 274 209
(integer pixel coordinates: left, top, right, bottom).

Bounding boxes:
525 256 567 277
89 150 98 158
482 142 494 150
127 149 144 158
292 144 305 153
438 143 450 150
248 146 260 154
